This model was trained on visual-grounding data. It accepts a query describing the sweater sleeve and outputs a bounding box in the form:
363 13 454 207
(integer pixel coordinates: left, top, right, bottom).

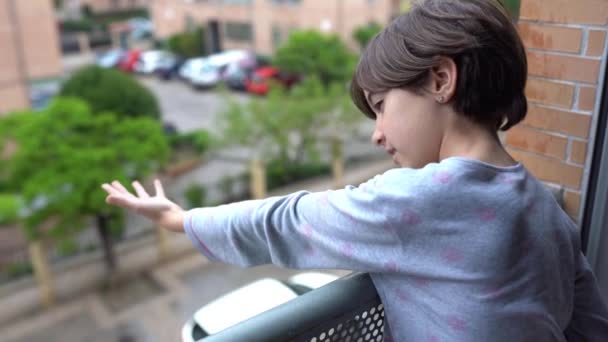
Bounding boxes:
183 170 422 271
563 252 608 341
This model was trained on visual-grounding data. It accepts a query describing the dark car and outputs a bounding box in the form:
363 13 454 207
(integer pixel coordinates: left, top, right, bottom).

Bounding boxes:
156 55 185 81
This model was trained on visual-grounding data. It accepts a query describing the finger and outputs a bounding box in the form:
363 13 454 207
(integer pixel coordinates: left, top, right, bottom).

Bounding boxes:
105 194 139 210
132 181 150 198
102 183 122 197
111 180 131 195
154 179 165 197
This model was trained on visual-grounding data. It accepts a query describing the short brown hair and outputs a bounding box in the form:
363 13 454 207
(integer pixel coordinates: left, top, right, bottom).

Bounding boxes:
351 0 527 131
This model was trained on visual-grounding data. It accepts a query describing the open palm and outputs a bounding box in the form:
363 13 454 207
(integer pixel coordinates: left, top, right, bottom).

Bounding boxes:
101 179 185 232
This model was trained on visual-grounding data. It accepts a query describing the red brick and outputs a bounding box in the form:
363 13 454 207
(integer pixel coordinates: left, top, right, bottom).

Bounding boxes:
527 51 601 84
523 104 592 138
508 148 584 189
506 126 568 159
521 0 608 25
587 30 607 57
578 86 597 111
563 190 582 219
518 23 582 53
570 140 588 165
526 78 574 108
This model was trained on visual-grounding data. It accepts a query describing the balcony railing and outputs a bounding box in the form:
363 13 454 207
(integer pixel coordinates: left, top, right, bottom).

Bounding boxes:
200 272 385 341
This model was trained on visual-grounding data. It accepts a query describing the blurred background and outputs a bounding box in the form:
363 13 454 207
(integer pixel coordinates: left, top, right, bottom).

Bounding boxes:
2 0 608 341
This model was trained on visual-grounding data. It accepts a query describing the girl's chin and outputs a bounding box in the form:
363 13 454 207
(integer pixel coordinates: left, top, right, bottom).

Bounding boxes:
392 154 400 166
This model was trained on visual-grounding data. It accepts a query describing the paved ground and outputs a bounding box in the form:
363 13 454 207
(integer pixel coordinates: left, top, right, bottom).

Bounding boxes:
1 243 349 342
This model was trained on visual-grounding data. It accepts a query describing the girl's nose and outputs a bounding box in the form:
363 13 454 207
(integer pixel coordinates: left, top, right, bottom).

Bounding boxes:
371 128 385 146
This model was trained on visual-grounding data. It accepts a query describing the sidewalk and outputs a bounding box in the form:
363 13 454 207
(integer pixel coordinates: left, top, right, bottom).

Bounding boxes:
0 158 394 342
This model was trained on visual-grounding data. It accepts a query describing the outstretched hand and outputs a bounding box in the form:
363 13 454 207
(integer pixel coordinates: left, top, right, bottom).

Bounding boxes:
101 179 185 232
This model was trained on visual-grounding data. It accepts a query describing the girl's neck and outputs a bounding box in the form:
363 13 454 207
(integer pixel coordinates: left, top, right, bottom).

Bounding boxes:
438 115 517 167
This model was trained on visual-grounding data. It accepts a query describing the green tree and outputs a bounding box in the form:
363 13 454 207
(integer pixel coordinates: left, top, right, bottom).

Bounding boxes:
353 22 382 50
0 97 169 272
218 77 361 171
166 27 207 57
273 30 356 86
60 66 161 120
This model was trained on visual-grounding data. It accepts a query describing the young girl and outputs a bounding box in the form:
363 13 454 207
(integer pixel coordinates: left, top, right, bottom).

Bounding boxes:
102 0 608 340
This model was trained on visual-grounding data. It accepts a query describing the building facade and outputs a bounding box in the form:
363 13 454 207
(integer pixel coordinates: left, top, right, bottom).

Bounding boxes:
0 0 62 115
150 0 400 55
505 0 607 222
72 0 150 12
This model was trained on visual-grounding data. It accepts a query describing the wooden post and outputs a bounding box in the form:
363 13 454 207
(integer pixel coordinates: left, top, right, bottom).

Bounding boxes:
250 158 267 199
157 225 170 261
331 138 344 189
77 32 91 54
29 240 55 307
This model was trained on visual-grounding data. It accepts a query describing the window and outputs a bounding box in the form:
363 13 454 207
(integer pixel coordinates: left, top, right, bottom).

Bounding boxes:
223 0 252 4
270 0 301 5
272 25 283 48
224 22 253 42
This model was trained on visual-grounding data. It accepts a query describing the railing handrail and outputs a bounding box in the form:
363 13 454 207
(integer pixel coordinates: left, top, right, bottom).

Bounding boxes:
200 272 382 342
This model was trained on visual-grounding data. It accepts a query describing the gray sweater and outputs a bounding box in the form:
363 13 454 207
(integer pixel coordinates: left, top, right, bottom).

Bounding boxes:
184 157 608 341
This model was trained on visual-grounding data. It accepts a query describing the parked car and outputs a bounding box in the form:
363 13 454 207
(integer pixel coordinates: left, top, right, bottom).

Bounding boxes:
134 50 175 75
245 66 300 95
156 56 185 81
189 50 252 89
178 57 207 83
180 272 338 342
96 48 126 68
224 55 271 91
117 49 142 73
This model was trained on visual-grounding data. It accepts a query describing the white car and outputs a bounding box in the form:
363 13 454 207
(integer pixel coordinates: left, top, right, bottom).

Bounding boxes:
134 50 175 74
181 272 339 341
189 50 252 89
179 57 207 82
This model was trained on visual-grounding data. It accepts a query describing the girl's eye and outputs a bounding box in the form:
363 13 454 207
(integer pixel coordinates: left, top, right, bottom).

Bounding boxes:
374 100 384 112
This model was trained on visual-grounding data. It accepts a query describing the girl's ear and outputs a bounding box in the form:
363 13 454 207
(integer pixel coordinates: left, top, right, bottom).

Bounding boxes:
429 57 457 103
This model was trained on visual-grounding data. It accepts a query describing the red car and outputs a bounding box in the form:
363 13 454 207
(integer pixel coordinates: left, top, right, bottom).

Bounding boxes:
117 49 142 73
245 67 299 95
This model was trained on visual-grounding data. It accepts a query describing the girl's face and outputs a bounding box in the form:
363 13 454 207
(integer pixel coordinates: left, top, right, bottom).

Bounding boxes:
367 88 446 169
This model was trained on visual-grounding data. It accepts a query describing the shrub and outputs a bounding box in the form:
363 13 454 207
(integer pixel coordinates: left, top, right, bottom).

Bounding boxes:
6 261 33 279
266 159 331 191
61 19 96 33
185 184 207 208
169 130 212 154
57 239 79 257
60 66 161 120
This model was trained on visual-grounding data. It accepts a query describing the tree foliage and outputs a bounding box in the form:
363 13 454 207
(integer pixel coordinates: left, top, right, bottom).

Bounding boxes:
353 22 382 50
0 97 169 241
60 66 161 120
166 27 207 58
217 77 362 166
273 30 356 86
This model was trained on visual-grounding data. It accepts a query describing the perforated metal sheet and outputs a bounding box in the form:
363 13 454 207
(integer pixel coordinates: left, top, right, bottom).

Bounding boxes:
306 303 385 342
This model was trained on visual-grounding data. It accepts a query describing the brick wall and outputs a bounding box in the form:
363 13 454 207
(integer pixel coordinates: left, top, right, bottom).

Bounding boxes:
506 0 608 221
0 0 62 115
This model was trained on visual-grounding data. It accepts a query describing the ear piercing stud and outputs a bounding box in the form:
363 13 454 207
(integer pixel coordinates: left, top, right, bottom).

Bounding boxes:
436 96 445 103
